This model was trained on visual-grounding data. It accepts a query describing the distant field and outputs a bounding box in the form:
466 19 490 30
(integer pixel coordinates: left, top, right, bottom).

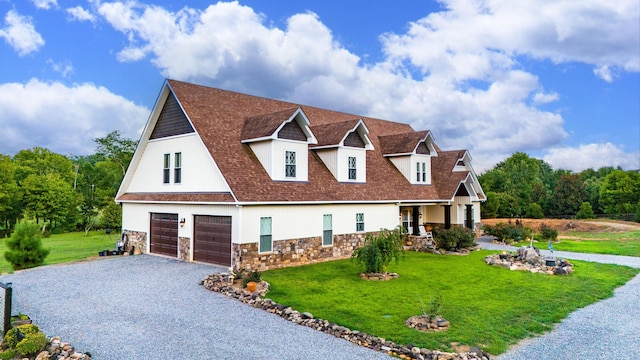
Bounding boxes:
0 230 118 274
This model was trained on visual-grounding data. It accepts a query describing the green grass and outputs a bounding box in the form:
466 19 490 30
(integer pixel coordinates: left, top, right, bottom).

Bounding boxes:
262 251 639 355
517 231 640 257
0 231 117 274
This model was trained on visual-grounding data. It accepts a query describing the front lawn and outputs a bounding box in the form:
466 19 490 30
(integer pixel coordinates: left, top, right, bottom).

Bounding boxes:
262 251 638 355
0 231 118 274
553 231 640 257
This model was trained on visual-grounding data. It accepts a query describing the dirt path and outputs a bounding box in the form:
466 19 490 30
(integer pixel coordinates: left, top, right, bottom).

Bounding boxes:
482 218 640 233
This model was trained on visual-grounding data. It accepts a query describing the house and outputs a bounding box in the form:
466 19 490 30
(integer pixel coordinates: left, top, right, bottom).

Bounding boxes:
116 79 486 270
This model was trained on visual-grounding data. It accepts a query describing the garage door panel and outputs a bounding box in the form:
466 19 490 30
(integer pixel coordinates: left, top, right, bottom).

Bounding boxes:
150 213 178 257
194 215 231 266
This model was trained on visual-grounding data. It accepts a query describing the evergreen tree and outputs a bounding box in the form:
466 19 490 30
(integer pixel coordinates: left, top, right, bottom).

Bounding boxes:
4 220 50 270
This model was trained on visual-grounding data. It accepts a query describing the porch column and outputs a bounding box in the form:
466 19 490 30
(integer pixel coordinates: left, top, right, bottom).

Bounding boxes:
465 204 473 229
443 205 451 229
412 206 420 236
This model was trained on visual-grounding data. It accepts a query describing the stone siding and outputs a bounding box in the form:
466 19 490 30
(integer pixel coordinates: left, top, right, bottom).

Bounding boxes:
178 237 190 261
126 230 147 255
234 232 374 271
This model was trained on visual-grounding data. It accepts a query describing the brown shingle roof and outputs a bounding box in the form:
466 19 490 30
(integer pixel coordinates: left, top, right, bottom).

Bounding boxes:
432 150 469 200
310 118 361 147
379 131 431 155
240 108 299 141
160 79 473 203
118 192 235 203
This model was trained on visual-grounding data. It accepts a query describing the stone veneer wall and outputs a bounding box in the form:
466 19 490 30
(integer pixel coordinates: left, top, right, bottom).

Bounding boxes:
233 232 376 271
126 230 147 255
178 237 190 261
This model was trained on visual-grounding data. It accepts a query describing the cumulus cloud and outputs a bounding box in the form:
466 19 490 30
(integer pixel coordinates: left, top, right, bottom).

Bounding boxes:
46 59 73 77
0 79 149 156
32 0 57 10
90 0 638 170
543 143 640 172
66 6 96 23
0 10 45 56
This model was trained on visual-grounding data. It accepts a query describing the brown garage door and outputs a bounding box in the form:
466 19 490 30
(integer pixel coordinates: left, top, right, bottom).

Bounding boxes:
194 215 231 266
150 213 178 257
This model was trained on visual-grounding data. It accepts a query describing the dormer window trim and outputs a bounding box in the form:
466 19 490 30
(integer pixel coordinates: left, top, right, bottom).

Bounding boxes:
241 108 317 145
310 119 374 151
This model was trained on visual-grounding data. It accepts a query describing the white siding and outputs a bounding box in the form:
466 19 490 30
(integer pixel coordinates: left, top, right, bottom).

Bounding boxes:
452 196 471 225
421 205 443 224
272 140 309 181
315 149 337 179
389 155 432 184
126 134 229 193
339 147 367 182
248 141 272 177
239 203 398 244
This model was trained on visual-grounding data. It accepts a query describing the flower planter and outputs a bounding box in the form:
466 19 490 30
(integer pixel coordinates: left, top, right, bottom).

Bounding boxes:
11 315 32 327
246 281 257 292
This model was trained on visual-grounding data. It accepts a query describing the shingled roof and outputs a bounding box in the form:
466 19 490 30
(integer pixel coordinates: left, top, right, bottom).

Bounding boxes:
120 79 480 204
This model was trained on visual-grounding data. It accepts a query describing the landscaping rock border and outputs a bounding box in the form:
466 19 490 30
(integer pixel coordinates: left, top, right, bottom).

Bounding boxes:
202 273 491 360
484 247 574 275
405 236 482 256
406 315 450 332
359 272 400 281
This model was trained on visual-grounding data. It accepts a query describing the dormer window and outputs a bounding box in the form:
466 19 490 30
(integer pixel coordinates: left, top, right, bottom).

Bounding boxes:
348 157 357 180
285 151 296 178
416 162 427 183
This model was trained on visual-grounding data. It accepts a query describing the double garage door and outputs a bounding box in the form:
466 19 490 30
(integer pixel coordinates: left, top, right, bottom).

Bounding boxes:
150 213 231 267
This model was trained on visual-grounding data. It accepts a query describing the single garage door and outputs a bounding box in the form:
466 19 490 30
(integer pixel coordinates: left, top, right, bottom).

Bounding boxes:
150 213 178 257
194 215 231 266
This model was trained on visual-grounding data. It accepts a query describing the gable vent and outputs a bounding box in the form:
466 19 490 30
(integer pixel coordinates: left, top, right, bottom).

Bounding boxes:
343 131 365 148
150 92 195 140
277 120 307 141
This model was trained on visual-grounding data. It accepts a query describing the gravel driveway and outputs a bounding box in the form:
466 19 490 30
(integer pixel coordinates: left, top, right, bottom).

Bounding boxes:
0 255 390 359
477 237 640 359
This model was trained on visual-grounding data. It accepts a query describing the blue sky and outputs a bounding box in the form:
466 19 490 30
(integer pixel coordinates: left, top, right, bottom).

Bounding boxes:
0 0 638 172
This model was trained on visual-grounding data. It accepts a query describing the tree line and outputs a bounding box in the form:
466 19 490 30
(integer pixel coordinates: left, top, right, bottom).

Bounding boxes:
0 131 137 237
479 152 640 221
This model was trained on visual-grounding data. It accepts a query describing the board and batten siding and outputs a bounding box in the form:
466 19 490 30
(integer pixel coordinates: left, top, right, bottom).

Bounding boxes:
126 133 230 193
315 148 367 182
389 155 432 185
238 203 398 245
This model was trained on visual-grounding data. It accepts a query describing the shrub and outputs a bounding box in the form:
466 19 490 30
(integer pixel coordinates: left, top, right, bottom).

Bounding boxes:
4 221 50 271
15 332 48 356
352 226 405 274
0 349 16 360
3 324 41 349
482 223 532 244
526 203 545 219
539 223 558 241
432 226 475 251
576 202 595 219
242 269 262 288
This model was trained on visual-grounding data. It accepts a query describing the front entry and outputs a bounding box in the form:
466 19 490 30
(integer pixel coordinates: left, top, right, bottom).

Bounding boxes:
193 215 232 266
150 213 178 257
401 208 413 234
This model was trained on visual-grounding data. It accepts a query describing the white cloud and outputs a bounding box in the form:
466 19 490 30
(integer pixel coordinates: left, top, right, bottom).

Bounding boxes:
32 0 57 10
66 6 96 23
0 79 149 155
46 58 73 77
543 143 640 172
593 65 614 82
93 1 638 171
0 10 45 56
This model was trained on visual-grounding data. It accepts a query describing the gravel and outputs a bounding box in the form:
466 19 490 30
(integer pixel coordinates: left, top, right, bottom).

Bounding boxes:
0 255 390 359
477 236 640 359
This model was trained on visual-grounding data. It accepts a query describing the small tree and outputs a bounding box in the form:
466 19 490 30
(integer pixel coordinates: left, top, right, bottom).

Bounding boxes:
526 203 545 219
576 202 595 219
352 226 405 274
4 220 50 270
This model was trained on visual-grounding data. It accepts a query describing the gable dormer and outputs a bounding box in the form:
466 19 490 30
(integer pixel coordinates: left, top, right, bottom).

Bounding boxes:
310 119 373 183
241 108 317 181
379 130 437 185
453 150 486 200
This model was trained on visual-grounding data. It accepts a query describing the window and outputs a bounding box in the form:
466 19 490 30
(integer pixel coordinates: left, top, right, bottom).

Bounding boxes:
356 213 364 232
259 217 272 253
174 152 182 184
348 156 357 180
323 214 333 246
285 151 296 178
416 162 426 183
163 154 170 184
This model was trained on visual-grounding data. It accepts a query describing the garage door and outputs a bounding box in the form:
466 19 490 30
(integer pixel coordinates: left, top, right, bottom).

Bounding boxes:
194 215 231 266
150 213 178 257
